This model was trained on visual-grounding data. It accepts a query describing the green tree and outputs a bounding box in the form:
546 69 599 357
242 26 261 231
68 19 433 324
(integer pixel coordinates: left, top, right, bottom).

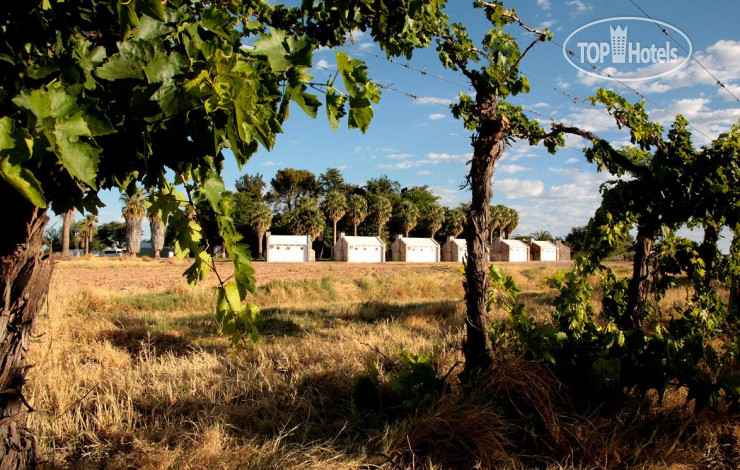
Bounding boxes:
97 221 127 249
249 201 273 259
235 173 267 201
121 187 147 257
443 206 466 238
288 198 325 240
424 202 445 239
78 214 98 255
346 194 368 236
0 1 448 464
266 168 321 211
369 193 393 237
399 200 420 237
502 207 519 239
321 190 347 244
319 167 346 194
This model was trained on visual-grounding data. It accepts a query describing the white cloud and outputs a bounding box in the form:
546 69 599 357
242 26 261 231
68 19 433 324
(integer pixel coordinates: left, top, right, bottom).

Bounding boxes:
567 0 592 13
649 97 740 143
429 185 465 206
336 165 348 170
566 157 580 164
416 170 433 176
416 96 454 106
576 40 740 99
530 102 551 109
495 179 545 199
262 161 275 167
428 113 447 120
387 153 414 160
315 59 332 70
537 0 551 10
540 19 556 29
376 152 471 170
498 164 532 174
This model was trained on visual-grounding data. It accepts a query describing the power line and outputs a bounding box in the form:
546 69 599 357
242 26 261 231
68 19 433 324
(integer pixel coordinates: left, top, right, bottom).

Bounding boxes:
628 0 739 102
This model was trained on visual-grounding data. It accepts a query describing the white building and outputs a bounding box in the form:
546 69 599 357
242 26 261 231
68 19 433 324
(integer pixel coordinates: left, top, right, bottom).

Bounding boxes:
265 232 314 262
490 237 528 262
530 240 558 262
333 233 385 263
391 235 440 263
442 236 467 262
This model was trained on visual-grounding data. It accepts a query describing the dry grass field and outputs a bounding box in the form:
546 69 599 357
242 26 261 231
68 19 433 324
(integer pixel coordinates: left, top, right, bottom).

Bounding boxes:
27 257 736 469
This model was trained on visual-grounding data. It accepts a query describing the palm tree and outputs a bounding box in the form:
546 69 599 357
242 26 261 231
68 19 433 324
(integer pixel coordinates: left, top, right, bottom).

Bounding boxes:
424 203 445 239
121 186 146 257
61 208 76 256
346 194 368 236
503 207 519 239
399 200 420 237
250 201 273 259
444 207 466 238
78 214 98 255
321 190 347 244
369 194 393 237
529 229 554 241
289 198 325 240
489 204 507 241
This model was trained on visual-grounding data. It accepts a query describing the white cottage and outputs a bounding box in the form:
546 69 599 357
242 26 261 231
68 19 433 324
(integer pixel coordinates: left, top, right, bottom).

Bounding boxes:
333 233 386 263
442 236 467 262
530 240 558 262
265 232 314 262
490 237 528 262
391 235 440 263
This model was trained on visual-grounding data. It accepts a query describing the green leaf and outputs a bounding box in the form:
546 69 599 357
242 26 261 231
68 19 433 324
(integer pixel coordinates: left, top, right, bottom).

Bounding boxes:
325 87 347 132
96 40 155 81
137 0 166 22
254 29 313 75
0 117 45 207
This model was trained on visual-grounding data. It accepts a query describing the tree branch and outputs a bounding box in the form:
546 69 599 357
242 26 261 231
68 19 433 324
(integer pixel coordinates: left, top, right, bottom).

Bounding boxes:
548 123 652 180
476 1 550 36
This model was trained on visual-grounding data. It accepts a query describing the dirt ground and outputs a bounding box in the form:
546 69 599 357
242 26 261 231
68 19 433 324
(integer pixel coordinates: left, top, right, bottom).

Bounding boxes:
51 256 575 290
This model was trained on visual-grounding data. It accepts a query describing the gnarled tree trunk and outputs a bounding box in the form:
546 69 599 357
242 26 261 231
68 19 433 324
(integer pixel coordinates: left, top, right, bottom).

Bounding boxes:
623 226 657 330
1 185 52 469
462 94 507 382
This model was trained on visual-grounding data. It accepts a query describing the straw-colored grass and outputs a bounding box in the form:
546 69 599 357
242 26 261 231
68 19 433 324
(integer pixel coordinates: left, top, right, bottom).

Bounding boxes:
26 260 736 469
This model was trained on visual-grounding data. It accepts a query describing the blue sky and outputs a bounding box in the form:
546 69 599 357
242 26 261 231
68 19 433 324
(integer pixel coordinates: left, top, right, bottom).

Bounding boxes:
63 0 739 247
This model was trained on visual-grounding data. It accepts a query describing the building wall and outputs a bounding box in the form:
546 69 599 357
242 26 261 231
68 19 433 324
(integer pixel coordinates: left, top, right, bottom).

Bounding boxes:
391 237 440 262
265 232 311 262
347 245 384 262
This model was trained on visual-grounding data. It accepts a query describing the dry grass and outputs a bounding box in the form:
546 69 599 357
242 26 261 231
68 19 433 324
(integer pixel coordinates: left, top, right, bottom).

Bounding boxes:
27 260 737 469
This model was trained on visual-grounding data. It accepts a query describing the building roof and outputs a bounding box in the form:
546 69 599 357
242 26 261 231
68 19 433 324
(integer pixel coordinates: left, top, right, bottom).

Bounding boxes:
501 239 528 249
342 236 385 247
445 238 467 247
396 237 439 247
532 240 557 250
269 235 310 245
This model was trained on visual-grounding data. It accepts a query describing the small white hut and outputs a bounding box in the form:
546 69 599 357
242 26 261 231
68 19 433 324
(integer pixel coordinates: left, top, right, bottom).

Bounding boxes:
333 233 385 263
391 235 440 263
265 232 314 262
530 240 558 262
442 236 467 262
490 237 528 262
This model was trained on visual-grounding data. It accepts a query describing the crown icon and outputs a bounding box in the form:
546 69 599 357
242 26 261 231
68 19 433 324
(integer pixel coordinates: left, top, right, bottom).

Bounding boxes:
610 25 627 63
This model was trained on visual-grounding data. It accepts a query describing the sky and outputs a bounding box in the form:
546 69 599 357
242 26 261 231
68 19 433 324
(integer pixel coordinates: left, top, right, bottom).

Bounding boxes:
59 0 740 248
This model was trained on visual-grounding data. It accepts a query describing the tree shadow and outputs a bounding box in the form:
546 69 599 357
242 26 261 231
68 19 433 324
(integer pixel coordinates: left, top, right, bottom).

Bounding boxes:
101 316 196 357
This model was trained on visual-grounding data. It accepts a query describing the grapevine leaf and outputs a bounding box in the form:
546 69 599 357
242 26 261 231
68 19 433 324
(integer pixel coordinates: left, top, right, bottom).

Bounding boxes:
0 117 45 207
